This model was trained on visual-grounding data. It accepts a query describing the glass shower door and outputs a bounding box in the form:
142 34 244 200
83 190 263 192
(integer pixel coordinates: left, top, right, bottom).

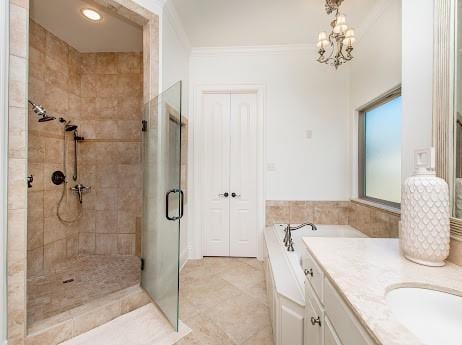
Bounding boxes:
142 81 183 331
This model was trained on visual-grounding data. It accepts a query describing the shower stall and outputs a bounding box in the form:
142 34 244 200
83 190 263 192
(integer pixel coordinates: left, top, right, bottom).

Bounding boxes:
26 16 184 335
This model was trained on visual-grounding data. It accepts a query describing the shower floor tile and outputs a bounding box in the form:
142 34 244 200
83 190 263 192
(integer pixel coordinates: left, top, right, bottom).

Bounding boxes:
27 255 140 326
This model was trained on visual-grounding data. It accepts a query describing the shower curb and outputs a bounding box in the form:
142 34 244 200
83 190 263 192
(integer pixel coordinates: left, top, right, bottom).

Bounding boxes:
25 285 150 345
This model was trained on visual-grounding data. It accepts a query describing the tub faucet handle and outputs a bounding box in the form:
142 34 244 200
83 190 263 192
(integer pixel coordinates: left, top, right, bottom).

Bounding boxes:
287 239 294 252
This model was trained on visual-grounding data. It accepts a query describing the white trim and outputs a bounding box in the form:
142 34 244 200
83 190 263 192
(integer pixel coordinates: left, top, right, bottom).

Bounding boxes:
140 0 166 16
0 0 8 342
190 44 315 57
190 83 266 260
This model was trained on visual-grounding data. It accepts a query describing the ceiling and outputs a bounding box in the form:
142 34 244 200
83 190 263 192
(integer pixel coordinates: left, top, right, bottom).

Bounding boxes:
30 0 143 52
171 0 378 47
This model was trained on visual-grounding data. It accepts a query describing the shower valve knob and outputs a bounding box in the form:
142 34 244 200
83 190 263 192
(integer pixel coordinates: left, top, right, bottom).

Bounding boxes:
51 171 66 185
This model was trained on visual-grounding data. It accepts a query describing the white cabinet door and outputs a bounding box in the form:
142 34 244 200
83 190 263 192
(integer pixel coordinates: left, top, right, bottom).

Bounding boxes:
202 93 231 256
305 282 323 345
229 93 258 257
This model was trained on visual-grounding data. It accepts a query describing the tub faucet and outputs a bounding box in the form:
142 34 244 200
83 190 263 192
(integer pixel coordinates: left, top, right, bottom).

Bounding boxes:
284 222 318 251
289 223 317 231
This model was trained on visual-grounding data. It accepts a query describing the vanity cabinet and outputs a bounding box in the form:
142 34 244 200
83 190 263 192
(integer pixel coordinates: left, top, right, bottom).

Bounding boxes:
303 251 375 345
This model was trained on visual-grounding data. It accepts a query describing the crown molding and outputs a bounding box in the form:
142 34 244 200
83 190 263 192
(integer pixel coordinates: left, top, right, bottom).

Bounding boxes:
164 0 191 50
143 0 167 16
191 44 316 57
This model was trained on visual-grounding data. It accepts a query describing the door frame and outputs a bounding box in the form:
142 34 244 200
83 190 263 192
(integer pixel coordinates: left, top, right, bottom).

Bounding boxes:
0 0 8 342
190 83 266 260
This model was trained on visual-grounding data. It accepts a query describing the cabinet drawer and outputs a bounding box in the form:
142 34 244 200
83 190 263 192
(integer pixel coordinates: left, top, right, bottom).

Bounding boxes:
304 283 323 345
303 252 324 303
324 316 342 345
324 279 374 345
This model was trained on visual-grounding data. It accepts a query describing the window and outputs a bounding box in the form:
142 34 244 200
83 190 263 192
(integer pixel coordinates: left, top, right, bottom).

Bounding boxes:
358 88 401 208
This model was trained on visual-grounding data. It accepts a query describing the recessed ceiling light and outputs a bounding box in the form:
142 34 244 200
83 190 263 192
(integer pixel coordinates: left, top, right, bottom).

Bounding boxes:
81 8 102 22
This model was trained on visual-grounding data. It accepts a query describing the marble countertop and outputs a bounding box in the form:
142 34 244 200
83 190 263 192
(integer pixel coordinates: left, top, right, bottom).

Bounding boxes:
303 238 462 345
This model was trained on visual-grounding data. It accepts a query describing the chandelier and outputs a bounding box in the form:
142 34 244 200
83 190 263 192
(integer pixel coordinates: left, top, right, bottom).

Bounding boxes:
316 0 356 69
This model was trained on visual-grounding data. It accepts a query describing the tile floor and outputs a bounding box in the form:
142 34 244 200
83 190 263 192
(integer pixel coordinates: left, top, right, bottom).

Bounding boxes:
176 257 274 345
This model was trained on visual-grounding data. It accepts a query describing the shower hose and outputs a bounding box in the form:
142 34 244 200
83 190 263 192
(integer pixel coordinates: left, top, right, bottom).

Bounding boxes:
57 127 82 224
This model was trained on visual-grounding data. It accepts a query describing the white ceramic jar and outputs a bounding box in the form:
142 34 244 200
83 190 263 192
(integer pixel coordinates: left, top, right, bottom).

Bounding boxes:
400 150 450 267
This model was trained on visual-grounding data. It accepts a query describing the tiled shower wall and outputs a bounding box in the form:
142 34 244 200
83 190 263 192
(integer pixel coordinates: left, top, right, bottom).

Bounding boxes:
27 20 143 278
266 200 400 238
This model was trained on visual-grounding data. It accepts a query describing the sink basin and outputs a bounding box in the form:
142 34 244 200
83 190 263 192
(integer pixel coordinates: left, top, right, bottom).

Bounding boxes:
386 287 462 345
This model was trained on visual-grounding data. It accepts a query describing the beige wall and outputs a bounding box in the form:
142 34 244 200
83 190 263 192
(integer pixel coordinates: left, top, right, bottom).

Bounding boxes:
266 200 399 238
27 21 143 279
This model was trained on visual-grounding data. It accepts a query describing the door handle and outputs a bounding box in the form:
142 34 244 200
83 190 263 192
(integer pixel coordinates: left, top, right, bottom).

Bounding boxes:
231 193 241 198
166 189 184 221
218 192 229 198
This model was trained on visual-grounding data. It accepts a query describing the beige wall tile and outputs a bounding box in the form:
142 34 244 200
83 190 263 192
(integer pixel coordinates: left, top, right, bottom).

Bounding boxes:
45 31 68 66
449 238 462 266
8 270 26 342
8 158 27 210
118 234 136 255
95 188 118 211
29 19 46 53
96 234 118 255
95 210 118 233
28 134 45 163
79 233 95 255
8 209 27 267
116 142 140 164
117 210 136 234
96 53 118 74
117 52 142 74
10 4 27 58
27 247 44 278
9 55 27 108
44 239 67 272
9 106 27 159
289 201 314 224
265 204 289 226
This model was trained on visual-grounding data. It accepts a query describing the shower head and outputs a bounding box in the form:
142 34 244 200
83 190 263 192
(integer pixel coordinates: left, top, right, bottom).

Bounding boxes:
28 100 56 122
65 123 78 132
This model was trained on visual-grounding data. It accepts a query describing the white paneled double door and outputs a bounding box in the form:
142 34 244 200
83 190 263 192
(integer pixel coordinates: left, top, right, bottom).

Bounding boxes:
203 92 258 257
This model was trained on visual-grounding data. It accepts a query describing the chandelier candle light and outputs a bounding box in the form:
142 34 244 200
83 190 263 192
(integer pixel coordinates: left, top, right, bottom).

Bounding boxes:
317 0 356 69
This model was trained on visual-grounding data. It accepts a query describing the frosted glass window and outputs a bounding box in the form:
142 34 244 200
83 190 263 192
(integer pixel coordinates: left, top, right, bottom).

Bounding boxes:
363 96 401 205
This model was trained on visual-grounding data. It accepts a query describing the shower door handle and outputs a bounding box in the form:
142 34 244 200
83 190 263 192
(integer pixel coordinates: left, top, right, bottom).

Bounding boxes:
166 189 184 221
